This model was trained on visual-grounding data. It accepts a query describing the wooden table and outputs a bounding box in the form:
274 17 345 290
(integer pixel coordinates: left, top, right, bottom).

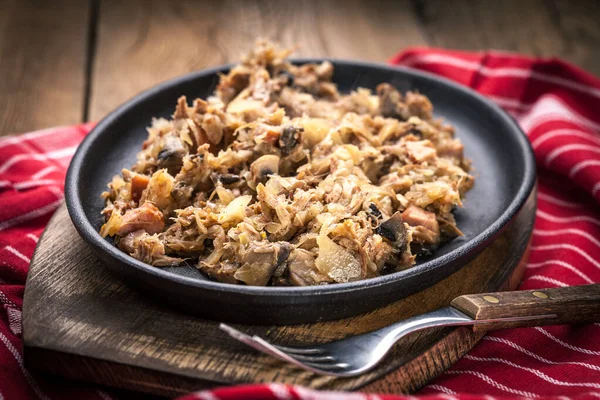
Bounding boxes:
1 0 599 137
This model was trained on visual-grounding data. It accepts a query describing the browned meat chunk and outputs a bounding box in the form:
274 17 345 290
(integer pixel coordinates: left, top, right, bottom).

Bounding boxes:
437 139 464 160
401 205 440 245
205 262 240 285
117 203 165 236
216 66 252 104
119 230 182 266
405 140 437 163
405 91 433 120
377 83 409 120
131 174 150 204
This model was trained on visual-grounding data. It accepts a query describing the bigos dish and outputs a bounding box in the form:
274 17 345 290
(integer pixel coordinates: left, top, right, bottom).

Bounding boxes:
99 41 474 287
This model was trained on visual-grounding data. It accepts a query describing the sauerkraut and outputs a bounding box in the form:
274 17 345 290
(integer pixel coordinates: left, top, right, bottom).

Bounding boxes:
100 40 474 286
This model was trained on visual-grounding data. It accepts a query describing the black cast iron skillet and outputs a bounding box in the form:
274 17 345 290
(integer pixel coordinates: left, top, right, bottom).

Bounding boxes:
65 59 536 325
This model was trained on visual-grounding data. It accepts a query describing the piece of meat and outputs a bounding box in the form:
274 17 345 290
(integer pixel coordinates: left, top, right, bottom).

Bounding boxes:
118 229 182 266
401 205 440 244
118 229 145 254
131 174 150 204
404 140 437 163
216 65 251 103
376 83 409 120
411 226 440 244
437 138 464 160
378 172 413 192
117 203 165 236
200 112 225 145
405 91 433 120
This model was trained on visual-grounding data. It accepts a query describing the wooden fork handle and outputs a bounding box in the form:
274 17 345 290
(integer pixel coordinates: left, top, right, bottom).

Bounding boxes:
451 284 600 332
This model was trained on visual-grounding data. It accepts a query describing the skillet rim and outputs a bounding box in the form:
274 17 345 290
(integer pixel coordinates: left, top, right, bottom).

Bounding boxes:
65 58 536 297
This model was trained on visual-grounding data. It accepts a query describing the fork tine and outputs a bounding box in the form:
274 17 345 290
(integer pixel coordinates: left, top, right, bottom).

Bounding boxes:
252 336 349 371
219 324 276 354
271 344 324 355
221 325 352 375
219 323 251 342
250 336 322 367
303 361 350 371
280 354 335 362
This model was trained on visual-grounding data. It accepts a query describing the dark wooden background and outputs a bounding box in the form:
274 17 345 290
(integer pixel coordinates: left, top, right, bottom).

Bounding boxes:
1 0 599 137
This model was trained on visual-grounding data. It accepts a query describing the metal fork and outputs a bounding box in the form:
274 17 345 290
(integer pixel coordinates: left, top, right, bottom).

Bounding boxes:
220 284 600 376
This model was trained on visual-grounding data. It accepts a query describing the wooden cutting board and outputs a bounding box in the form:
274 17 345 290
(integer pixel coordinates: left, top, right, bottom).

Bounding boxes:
22 189 535 397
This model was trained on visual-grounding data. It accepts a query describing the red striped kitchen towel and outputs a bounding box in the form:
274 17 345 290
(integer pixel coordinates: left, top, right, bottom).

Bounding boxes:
0 48 599 400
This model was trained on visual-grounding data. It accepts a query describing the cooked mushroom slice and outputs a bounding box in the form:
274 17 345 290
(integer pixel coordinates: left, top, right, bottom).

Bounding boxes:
170 181 193 206
376 211 407 252
367 203 382 223
279 126 302 155
405 91 433 120
157 135 186 175
250 155 280 185
204 262 240 285
213 173 241 185
288 248 331 286
377 83 410 121
279 70 295 86
233 242 293 286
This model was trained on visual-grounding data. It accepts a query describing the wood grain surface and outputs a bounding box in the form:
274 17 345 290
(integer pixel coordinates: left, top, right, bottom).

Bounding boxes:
88 0 427 121
414 0 565 56
1 0 599 137
22 189 535 396
0 0 89 136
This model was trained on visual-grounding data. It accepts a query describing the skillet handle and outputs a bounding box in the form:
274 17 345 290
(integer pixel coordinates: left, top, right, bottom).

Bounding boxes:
451 284 600 332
